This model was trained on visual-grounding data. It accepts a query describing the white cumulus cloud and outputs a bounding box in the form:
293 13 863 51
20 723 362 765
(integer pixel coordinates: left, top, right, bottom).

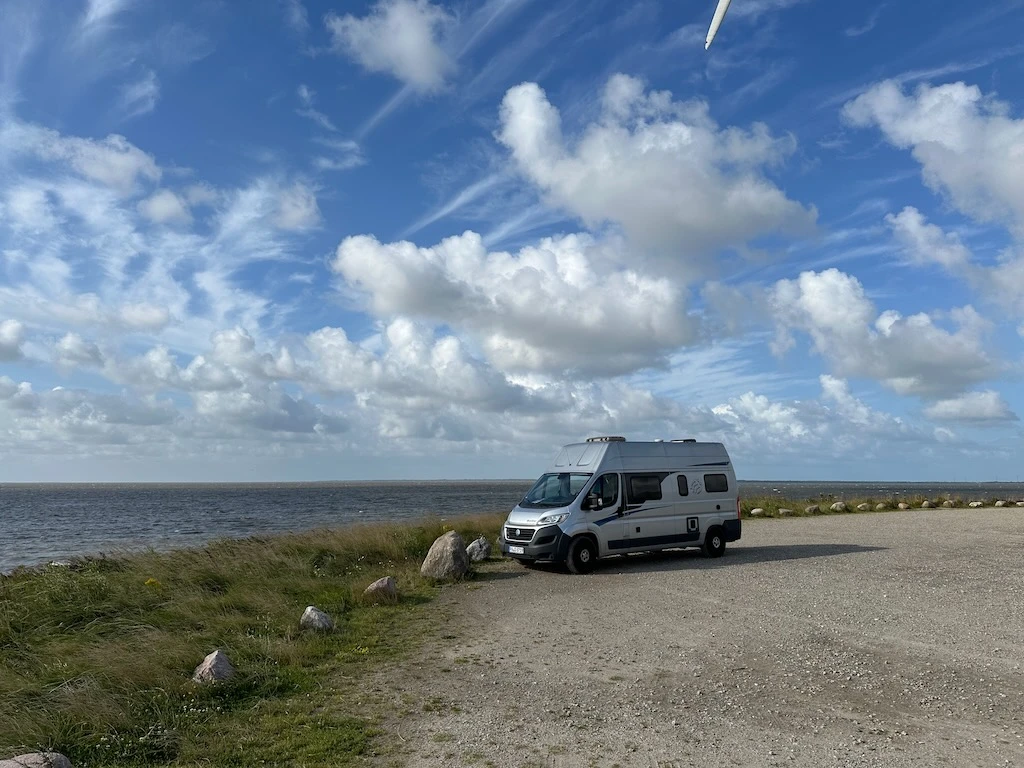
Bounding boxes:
138 189 191 224
0 320 25 360
326 0 454 93
924 391 1018 423
332 231 697 376
497 74 816 257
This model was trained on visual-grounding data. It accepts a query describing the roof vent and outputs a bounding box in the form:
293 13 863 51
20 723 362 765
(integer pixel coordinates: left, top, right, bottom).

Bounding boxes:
586 435 626 443
671 438 697 443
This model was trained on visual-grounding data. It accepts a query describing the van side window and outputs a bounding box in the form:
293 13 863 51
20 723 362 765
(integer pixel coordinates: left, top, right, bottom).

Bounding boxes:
628 474 663 503
676 474 688 496
704 473 729 493
589 473 619 508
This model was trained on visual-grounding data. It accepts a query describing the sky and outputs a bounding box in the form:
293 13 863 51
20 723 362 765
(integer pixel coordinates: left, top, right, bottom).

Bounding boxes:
1 0 1024 482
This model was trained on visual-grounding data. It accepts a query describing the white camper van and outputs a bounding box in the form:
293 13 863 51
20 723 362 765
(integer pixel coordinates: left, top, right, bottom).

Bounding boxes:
499 436 741 574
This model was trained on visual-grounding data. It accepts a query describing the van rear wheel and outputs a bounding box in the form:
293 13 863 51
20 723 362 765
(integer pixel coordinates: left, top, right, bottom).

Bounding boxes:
566 537 598 575
703 527 726 558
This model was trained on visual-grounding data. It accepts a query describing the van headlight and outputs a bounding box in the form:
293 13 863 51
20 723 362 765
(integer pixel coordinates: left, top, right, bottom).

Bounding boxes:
538 512 570 525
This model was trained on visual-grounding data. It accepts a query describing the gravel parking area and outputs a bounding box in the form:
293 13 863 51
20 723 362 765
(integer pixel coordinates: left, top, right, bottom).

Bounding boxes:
374 508 1024 767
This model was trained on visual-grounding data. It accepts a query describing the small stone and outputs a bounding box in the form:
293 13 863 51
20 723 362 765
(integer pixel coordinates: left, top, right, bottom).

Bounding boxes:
777 508 793 517
363 576 399 604
1016 501 1024 507
942 500 955 508
0 755 73 768
856 503 870 512
300 605 334 631
994 500 1008 507
805 504 820 515
749 508 764 517
875 503 888 511
466 536 492 562
921 500 934 508
192 650 235 684
897 503 910 510
969 501 984 508
829 502 847 513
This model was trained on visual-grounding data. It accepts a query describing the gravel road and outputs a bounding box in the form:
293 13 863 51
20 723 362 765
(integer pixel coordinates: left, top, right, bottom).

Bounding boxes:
373 508 1024 767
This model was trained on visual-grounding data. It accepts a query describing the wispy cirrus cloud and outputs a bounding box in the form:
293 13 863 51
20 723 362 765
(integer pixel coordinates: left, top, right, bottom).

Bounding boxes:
119 69 159 119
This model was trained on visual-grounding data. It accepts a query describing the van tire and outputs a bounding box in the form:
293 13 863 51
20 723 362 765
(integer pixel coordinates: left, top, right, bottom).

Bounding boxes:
566 537 598 575
703 527 726 558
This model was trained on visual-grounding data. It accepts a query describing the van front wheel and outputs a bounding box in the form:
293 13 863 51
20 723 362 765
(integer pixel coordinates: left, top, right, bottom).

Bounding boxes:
566 537 598 575
703 527 726 558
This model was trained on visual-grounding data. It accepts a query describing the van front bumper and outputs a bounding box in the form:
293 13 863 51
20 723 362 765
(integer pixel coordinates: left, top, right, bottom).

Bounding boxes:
499 524 570 563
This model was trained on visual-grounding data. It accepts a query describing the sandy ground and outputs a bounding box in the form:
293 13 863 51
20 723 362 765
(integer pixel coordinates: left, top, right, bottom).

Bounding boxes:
370 508 1024 767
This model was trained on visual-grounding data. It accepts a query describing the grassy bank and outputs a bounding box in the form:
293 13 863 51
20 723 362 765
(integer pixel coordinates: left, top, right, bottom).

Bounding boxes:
740 494 1019 517
0 513 505 767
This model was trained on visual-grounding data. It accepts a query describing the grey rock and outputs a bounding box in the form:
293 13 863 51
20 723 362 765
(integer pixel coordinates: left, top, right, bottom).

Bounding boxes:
994 500 1008 507
942 500 955 508
363 576 398 604
466 535 492 562
777 508 793 517
829 502 847 513
0 755 72 768
421 530 469 581
921 500 934 508
1017 501 1024 507
300 605 334 631
856 503 871 512
192 649 235 684
805 504 820 515
897 502 910 510
875 503 888 511
969 501 984 508
749 508 765 517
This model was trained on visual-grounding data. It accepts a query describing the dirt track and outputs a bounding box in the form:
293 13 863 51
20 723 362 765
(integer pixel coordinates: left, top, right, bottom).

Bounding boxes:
373 508 1024 767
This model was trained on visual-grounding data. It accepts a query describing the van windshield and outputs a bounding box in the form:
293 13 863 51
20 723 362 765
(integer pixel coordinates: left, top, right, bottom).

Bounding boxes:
520 473 592 509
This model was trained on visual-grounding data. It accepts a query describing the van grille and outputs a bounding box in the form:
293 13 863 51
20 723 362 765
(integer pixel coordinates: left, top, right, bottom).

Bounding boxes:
505 526 535 543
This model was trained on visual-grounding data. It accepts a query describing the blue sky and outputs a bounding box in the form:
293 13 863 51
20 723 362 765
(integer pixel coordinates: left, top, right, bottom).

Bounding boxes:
1 0 1024 482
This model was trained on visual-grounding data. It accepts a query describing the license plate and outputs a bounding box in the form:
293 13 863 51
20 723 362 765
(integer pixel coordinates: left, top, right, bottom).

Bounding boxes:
508 545 525 555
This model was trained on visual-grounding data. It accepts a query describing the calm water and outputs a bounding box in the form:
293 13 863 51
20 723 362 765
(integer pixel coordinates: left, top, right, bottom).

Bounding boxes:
2 480 1023 573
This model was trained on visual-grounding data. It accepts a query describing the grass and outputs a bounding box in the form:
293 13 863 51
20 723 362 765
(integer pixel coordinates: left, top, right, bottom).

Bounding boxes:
740 494 1018 518
0 513 505 767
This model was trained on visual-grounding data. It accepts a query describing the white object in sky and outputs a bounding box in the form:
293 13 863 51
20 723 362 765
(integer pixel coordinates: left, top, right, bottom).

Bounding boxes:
705 0 734 50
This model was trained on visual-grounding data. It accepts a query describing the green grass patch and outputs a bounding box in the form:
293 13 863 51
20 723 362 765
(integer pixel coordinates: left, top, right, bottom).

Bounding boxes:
0 513 504 766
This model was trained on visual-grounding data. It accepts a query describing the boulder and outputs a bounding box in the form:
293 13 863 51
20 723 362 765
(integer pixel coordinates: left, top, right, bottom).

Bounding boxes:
363 576 398 604
749 508 764 517
1017 502 1024 507
968 501 984 508
0 754 73 768
777 508 793 517
942 500 955 508
994 500 1008 507
921 500 934 508
829 502 847 513
466 536 492 562
875 503 888 511
300 606 334 631
420 531 469 581
192 650 235 684
805 504 820 515
855 503 869 511
897 503 910 510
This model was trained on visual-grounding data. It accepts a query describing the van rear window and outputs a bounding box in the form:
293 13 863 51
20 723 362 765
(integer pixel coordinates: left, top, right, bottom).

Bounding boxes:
628 475 663 503
704 473 729 493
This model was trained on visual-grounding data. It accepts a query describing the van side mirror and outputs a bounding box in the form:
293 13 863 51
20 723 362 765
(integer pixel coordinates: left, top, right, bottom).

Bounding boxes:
584 493 602 511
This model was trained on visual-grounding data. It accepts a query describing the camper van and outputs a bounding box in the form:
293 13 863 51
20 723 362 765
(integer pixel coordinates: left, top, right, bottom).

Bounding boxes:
499 436 741 573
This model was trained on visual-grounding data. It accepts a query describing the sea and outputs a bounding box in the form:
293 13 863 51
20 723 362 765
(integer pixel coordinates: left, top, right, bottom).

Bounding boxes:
2 479 1023 574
